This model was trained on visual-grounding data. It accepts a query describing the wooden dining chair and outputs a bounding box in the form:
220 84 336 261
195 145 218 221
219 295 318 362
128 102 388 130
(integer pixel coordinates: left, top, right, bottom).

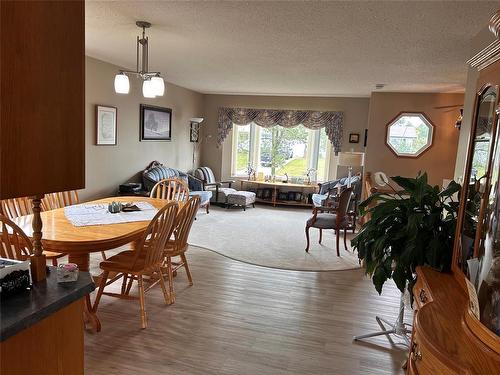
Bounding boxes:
150 178 190 202
305 187 353 256
41 190 79 211
0 197 65 265
162 195 200 304
0 213 33 260
92 201 179 329
0 197 33 220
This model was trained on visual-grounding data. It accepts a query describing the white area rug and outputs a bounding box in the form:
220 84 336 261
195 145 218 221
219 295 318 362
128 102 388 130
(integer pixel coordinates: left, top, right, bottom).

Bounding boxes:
189 205 361 271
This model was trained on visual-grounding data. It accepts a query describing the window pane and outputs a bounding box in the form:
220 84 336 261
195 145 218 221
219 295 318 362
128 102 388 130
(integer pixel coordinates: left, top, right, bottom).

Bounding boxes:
234 124 250 175
258 126 310 177
317 130 328 181
387 113 433 157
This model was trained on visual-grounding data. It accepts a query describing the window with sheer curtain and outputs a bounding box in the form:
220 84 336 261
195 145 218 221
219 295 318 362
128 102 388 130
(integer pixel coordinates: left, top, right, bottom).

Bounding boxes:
231 123 330 181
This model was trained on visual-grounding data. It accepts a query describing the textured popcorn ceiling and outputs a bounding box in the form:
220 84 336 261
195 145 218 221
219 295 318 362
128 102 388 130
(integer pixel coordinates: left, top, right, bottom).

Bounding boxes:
85 1 499 97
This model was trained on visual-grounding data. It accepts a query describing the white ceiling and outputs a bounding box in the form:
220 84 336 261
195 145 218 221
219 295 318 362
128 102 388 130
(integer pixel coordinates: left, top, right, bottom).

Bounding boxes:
85 1 500 97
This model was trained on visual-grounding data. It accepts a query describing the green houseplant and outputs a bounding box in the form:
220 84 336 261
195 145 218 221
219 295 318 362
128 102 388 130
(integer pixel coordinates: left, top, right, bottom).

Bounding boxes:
351 172 461 297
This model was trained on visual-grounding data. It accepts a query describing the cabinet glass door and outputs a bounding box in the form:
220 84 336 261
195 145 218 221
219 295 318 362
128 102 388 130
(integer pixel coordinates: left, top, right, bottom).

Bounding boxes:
476 114 500 336
458 87 497 277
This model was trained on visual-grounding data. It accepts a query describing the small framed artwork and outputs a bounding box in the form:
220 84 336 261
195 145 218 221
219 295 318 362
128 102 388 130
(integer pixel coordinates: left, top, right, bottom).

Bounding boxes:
349 133 360 143
190 122 200 142
140 104 172 141
95 105 117 145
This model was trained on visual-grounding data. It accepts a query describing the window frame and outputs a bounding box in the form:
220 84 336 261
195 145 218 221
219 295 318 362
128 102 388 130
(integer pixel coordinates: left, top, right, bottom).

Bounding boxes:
385 111 434 158
230 123 331 181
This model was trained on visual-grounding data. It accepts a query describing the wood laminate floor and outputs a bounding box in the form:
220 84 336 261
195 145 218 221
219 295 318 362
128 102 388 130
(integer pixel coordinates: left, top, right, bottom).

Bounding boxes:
85 246 410 375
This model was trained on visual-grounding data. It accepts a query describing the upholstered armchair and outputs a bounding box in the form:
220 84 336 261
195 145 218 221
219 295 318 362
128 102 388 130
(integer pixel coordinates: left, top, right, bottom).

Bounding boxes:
305 187 353 256
142 161 212 213
311 174 361 229
191 167 236 205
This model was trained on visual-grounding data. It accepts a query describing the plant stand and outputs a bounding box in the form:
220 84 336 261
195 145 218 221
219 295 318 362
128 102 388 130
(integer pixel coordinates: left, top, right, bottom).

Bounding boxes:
353 293 412 347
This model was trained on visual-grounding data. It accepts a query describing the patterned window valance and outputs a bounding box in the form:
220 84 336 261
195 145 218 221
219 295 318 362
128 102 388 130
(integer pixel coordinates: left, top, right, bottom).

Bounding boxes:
217 107 344 153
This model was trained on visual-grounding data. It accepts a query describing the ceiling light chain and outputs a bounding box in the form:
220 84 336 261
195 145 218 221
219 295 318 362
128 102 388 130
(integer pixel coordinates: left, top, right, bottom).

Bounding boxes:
114 21 165 98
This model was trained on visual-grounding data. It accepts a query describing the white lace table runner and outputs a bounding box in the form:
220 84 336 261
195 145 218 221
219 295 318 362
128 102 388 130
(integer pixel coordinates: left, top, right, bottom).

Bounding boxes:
64 202 158 227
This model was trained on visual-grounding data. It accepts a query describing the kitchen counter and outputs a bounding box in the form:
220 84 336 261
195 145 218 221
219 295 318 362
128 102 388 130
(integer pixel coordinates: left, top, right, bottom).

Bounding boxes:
1 267 95 341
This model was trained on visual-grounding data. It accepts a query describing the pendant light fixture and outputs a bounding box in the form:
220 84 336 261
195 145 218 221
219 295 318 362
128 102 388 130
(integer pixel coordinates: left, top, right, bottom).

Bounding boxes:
114 21 165 98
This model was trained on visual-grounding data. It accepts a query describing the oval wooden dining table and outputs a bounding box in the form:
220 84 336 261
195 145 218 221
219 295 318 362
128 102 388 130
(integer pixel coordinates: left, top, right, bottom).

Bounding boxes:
13 196 173 332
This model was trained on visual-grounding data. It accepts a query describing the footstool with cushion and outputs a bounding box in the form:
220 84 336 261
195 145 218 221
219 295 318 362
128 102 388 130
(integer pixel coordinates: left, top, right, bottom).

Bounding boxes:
227 191 256 211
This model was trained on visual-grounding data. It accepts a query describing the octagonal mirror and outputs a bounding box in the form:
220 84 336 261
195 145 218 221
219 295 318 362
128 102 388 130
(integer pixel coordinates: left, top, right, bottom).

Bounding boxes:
386 112 434 157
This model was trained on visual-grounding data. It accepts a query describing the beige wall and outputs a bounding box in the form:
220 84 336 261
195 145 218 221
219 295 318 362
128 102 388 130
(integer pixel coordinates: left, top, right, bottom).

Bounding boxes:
365 92 463 186
201 95 370 180
83 57 204 200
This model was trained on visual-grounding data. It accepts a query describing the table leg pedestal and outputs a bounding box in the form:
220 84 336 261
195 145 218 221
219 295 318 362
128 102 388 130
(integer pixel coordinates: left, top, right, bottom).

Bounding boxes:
68 253 101 332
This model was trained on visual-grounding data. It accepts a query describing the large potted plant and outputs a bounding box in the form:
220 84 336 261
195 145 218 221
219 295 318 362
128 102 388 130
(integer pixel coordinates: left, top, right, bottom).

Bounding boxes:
352 172 461 297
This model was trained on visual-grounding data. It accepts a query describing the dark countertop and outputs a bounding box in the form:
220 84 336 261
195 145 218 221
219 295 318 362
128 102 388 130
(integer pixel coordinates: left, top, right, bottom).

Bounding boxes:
0 267 95 342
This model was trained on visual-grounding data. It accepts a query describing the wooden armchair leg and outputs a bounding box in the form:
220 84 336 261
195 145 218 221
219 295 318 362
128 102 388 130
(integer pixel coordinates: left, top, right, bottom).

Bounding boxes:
305 226 311 253
206 202 210 214
319 229 323 244
335 228 340 257
343 228 348 251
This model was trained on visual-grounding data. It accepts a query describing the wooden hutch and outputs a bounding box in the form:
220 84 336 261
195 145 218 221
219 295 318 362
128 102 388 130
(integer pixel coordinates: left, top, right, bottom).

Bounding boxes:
407 10 500 374
0 2 87 375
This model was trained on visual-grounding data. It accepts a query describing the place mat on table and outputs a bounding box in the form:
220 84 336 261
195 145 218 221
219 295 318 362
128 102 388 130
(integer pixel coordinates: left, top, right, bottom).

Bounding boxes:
64 202 158 227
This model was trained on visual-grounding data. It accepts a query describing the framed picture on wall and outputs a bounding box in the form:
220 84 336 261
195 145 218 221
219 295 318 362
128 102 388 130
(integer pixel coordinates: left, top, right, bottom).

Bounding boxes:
95 105 117 145
349 133 360 143
140 104 172 141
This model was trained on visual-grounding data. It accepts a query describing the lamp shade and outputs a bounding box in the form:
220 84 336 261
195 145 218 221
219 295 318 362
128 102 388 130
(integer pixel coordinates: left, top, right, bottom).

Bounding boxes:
151 76 165 96
114 73 130 94
142 79 156 98
338 152 365 167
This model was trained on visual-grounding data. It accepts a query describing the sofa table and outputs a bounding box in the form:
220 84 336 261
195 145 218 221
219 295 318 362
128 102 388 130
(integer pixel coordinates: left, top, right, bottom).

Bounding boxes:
240 180 318 208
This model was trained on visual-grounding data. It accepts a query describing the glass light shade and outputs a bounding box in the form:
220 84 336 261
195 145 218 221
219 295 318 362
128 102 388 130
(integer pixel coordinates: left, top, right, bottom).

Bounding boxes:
142 79 156 98
151 76 165 96
114 73 130 94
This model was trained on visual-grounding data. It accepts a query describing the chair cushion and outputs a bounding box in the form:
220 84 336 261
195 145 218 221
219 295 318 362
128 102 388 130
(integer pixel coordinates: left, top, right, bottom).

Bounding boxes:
227 191 256 206
189 191 212 206
307 213 347 229
194 167 216 184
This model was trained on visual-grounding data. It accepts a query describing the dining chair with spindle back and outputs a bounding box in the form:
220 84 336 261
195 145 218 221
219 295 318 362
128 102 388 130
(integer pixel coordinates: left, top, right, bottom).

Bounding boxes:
305 187 353 256
41 190 79 211
40 190 97 261
150 178 190 202
92 201 179 329
0 197 65 265
162 195 200 304
0 213 33 260
0 197 33 220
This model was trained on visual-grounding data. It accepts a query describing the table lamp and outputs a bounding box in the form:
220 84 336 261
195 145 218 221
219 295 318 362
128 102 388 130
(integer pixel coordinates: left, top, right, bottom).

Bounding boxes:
338 152 365 187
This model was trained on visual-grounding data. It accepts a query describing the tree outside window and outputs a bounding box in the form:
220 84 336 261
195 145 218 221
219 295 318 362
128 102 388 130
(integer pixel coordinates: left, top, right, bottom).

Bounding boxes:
232 123 330 181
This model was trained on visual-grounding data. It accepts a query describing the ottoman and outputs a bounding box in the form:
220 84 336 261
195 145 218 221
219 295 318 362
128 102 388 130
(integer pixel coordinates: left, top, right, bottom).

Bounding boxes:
227 191 256 211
